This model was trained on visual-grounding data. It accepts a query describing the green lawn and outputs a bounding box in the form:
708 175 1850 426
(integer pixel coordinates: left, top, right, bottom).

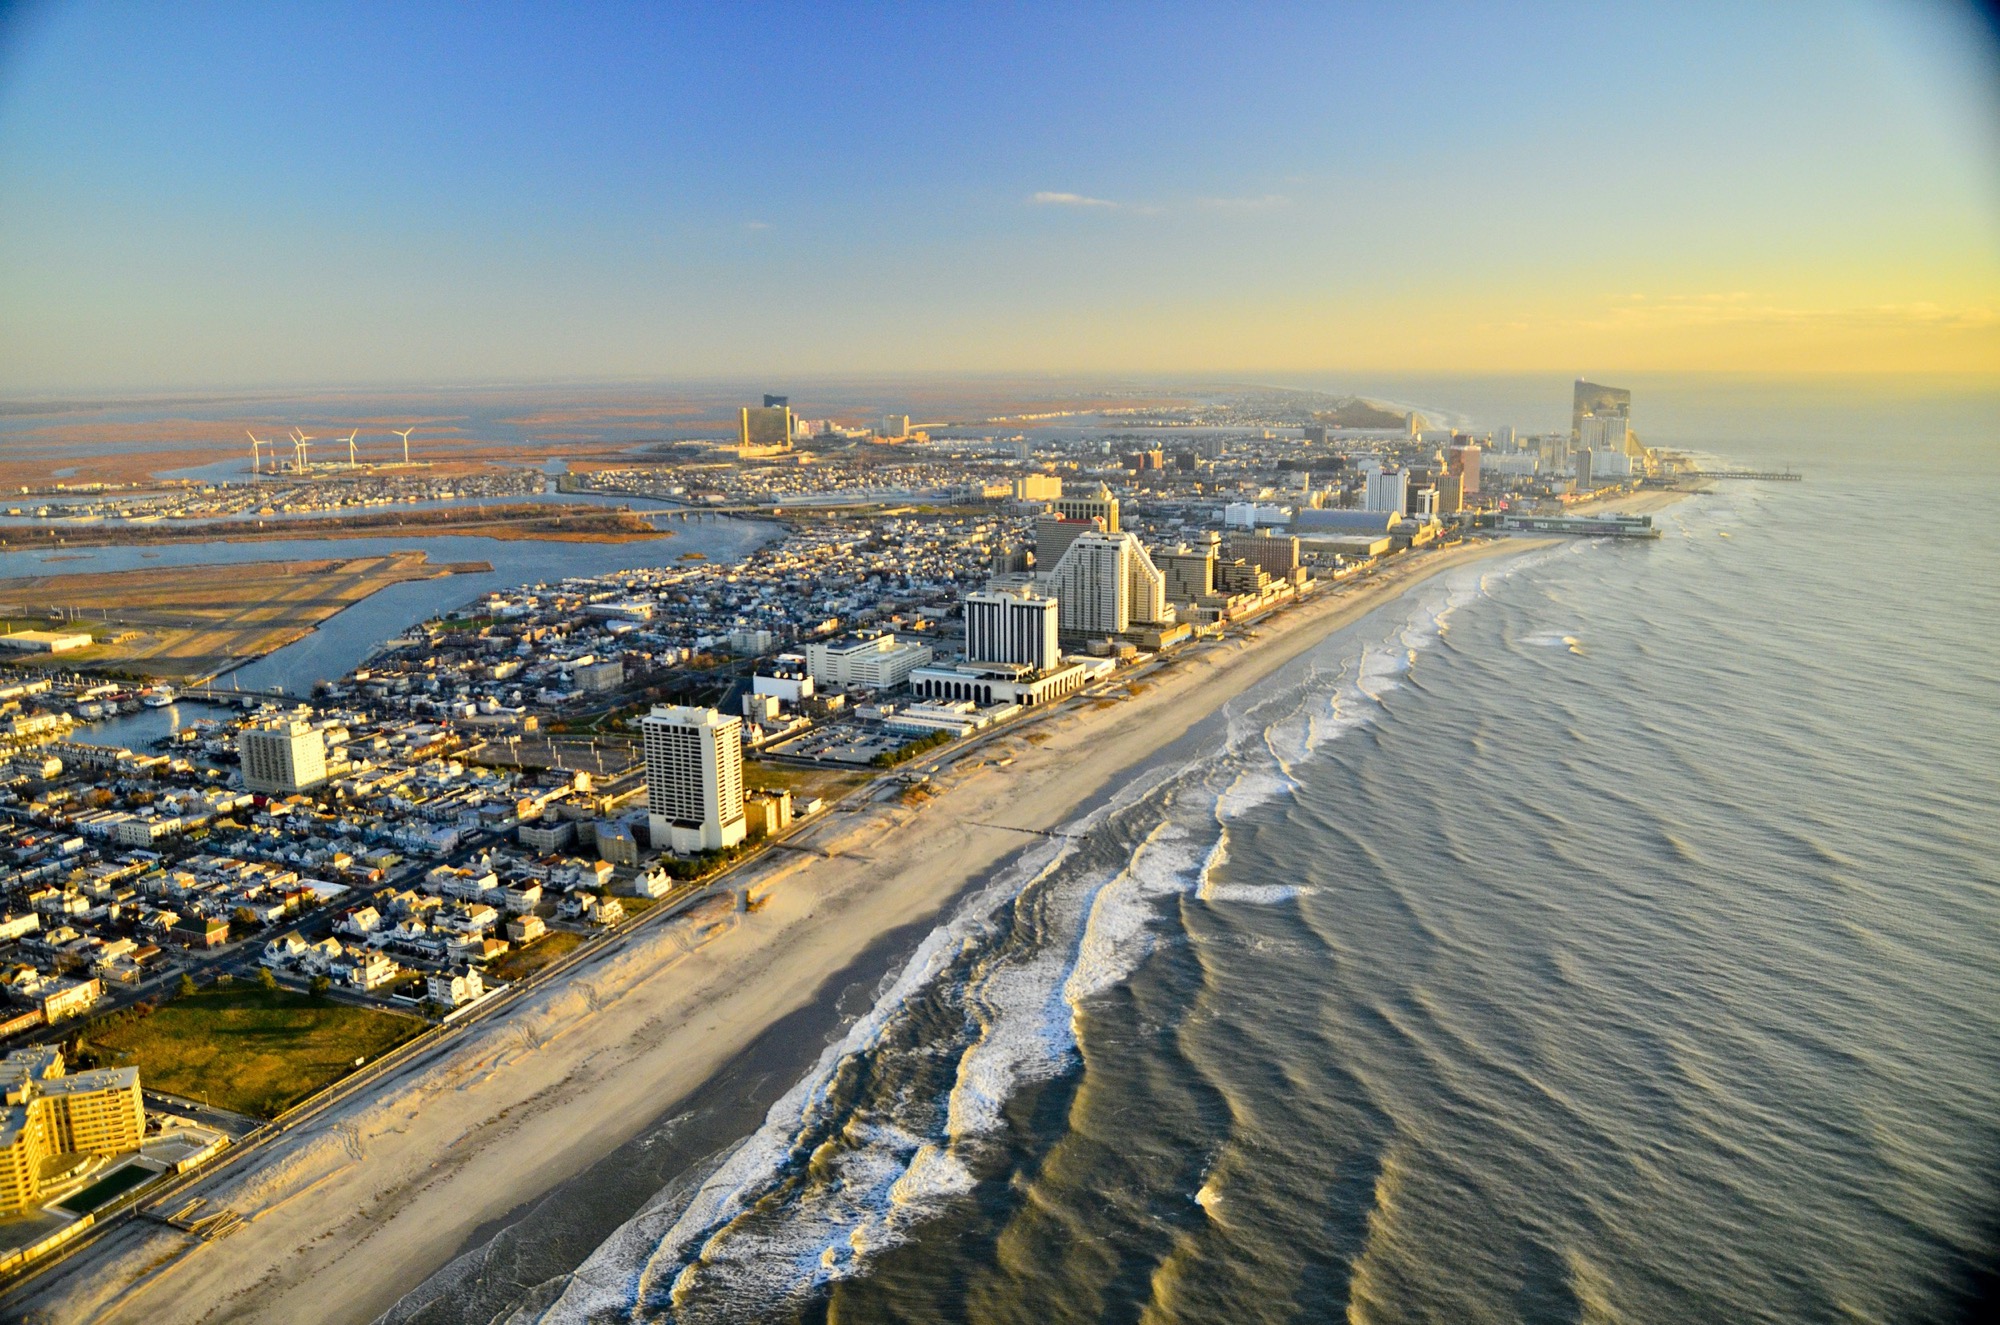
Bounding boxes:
81 985 424 1119
483 930 584 983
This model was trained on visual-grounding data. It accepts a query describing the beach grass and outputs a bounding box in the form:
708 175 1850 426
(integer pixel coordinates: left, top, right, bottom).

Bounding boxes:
485 931 585 983
82 985 424 1119
740 762 871 803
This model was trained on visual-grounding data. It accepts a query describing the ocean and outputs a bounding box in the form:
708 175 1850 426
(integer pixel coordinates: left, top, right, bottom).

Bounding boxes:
390 378 2000 1325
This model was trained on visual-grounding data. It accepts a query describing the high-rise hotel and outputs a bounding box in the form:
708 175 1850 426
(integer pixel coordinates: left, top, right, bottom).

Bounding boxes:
964 586 1060 671
641 706 746 854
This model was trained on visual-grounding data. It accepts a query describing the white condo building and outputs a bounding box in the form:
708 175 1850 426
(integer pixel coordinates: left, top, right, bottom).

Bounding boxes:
641 706 746 854
804 630 934 691
1040 531 1174 636
964 587 1059 671
237 719 328 794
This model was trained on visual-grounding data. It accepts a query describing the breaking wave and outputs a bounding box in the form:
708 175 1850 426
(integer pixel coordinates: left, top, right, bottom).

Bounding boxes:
506 564 1498 1324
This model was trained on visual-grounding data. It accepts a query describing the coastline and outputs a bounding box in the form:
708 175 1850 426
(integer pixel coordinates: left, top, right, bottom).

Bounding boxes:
0 552 492 683
10 532 1572 1325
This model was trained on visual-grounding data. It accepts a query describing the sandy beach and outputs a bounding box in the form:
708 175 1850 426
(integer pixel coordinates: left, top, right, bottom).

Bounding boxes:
10 533 1562 1325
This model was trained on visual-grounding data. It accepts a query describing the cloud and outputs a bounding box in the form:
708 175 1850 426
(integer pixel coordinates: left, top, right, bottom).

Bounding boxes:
1031 191 1117 208
1030 190 1289 214
1196 194 1290 211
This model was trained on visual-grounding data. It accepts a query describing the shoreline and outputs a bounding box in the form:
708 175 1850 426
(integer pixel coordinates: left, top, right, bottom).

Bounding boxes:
7 531 1595 1325
0 552 493 683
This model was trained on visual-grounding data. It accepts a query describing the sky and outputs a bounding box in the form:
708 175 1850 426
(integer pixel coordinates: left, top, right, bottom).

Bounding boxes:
0 0 1997 391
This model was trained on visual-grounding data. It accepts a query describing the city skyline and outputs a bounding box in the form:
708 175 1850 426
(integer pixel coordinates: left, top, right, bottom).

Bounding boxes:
0 3 1992 1320
2 2 1997 390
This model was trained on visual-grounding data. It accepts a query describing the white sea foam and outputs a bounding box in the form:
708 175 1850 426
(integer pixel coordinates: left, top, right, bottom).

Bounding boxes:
520 559 1511 1322
1201 883 1306 904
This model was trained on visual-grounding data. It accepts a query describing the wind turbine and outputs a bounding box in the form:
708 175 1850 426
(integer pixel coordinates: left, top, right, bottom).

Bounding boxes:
345 429 359 467
245 430 271 476
392 427 414 464
292 428 315 473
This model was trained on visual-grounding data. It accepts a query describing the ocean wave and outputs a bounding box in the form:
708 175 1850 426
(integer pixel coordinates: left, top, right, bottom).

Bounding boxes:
513 558 1509 1322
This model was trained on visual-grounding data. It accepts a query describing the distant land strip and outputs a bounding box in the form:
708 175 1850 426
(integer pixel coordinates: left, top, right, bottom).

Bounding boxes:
0 504 668 550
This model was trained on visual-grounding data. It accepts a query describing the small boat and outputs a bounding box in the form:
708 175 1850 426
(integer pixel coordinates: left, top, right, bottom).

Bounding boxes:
143 687 176 708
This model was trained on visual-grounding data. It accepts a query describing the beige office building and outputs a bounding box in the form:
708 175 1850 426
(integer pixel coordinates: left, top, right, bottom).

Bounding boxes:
1013 473 1063 502
1052 482 1120 531
642 706 747 854
238 719 328 795
0 1047 144 1216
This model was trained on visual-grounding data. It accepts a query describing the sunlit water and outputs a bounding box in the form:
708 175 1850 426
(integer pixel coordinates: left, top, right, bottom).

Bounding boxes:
381 384 1999 1325
0 518 772 691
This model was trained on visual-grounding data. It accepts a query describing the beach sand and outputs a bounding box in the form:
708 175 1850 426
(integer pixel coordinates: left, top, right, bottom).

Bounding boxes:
11 534 1563 1325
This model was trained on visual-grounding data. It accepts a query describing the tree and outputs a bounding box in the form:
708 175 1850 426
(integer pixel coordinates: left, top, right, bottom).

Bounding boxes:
257 966 277 992
231 906 260 931
309 975 330 998
177 973 197 998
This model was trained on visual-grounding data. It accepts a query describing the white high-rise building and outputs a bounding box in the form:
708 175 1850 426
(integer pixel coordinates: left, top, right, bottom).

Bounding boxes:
1126 539 1170 627
964 587 1060 671
1046 532 1129 634
1042 531 1174 636
237 720 327 795
642 706 746 854
1364 468 1409 514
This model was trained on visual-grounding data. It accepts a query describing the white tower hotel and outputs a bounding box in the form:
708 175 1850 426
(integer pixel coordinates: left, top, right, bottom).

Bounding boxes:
1042 531 1172 636
237 719 328 794
642 705 746 854
964 586 1060 670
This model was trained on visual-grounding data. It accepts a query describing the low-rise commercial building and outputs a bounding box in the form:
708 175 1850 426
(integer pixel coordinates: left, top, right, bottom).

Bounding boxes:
910 659 1091 708
805 631 934 692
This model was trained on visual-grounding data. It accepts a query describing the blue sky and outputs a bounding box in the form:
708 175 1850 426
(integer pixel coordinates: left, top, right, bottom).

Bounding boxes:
1 1 1996 388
